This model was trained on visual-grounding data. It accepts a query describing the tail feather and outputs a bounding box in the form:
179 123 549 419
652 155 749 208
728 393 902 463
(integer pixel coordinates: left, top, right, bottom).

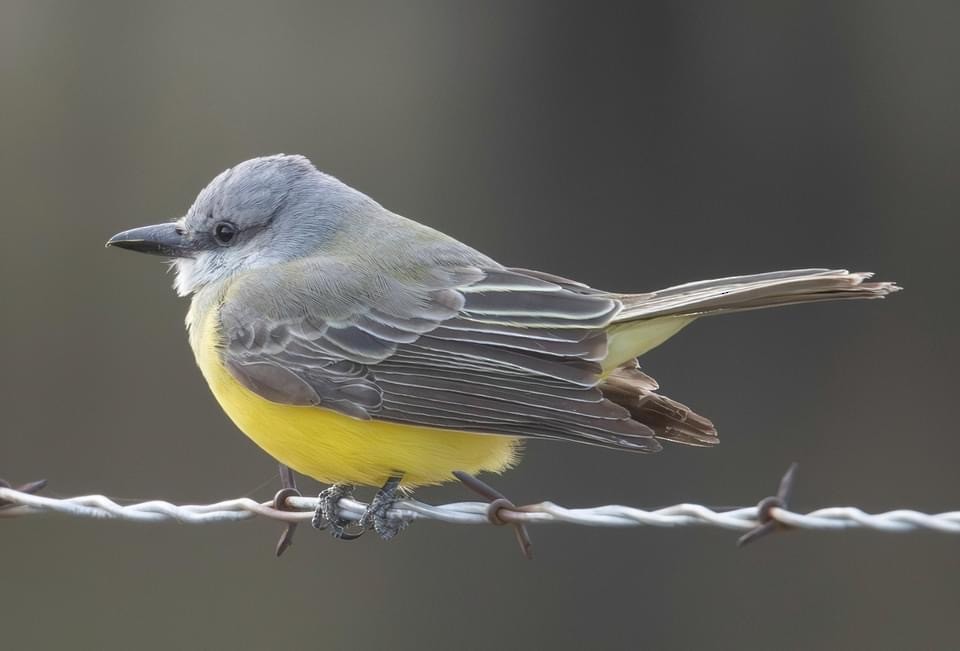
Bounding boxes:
615 269 900 322
598 268 899 448
601 363 718 447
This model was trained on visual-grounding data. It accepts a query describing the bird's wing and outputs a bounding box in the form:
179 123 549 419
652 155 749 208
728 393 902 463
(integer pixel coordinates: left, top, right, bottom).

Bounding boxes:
219 257 660 452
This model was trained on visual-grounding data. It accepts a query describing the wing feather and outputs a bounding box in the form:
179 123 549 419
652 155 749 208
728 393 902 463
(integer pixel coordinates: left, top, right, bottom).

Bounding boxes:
219 259 660 452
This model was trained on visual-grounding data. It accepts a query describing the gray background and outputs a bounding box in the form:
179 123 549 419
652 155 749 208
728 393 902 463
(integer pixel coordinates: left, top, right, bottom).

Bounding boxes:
1 2 957 649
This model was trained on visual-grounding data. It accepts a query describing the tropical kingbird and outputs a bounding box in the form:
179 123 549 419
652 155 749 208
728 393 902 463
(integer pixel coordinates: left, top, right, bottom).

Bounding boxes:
108 154 899 539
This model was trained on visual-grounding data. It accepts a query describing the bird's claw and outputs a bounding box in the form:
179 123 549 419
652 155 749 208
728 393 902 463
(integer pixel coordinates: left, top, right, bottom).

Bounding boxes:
312 484 364 541
358 475 406 540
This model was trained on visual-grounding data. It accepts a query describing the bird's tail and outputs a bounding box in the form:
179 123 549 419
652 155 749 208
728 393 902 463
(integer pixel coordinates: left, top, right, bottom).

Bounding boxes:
602 269 900 372
597 269 899 446
615 268 899 321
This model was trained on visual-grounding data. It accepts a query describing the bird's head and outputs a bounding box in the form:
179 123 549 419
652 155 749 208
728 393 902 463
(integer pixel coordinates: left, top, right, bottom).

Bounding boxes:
107 154 368 296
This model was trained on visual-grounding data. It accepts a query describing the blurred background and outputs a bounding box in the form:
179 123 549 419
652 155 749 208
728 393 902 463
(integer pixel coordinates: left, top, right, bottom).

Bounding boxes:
1 1 957 649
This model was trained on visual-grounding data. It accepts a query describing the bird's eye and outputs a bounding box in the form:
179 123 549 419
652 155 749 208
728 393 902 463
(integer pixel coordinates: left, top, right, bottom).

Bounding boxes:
214 221 237 245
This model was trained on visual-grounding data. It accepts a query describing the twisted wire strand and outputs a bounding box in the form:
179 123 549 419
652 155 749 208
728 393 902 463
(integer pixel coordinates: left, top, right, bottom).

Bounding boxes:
4 487 960 534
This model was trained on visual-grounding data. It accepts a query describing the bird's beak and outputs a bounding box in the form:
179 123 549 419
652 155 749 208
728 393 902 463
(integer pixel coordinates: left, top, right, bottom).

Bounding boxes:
106 223 192 257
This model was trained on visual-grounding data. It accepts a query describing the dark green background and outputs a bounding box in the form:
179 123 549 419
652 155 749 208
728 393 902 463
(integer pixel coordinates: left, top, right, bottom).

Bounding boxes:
2 2 957 649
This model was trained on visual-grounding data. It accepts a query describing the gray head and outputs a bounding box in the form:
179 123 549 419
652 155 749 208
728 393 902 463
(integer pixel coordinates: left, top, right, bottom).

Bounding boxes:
107 155 375 295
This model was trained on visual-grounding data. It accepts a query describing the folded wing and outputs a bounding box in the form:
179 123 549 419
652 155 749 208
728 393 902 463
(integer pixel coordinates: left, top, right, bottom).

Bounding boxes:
219 260 667 452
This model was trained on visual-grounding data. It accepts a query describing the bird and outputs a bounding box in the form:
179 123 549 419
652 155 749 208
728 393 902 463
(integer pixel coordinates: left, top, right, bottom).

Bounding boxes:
107 154 900 540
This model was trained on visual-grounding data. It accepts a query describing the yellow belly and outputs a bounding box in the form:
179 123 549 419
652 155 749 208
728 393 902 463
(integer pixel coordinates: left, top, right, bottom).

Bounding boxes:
194 313 520 488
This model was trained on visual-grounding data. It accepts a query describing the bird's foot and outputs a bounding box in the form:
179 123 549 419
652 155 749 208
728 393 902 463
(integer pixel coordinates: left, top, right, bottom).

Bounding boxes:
358 475 407 540
311 483 363 541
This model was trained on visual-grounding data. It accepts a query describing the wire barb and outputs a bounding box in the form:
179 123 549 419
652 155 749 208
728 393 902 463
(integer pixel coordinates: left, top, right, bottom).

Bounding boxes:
0 477 47 510
272 465 301 557
453 471 534 559
738 462 799 547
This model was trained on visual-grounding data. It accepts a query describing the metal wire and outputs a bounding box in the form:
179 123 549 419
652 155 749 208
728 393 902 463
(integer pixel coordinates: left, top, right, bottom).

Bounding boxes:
4 486 960 535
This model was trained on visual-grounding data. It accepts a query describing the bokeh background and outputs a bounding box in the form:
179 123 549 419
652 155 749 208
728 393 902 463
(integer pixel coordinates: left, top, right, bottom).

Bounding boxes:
2 1 957 649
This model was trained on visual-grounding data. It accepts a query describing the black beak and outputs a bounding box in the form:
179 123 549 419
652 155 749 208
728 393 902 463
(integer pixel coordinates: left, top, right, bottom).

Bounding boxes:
106 223 192 257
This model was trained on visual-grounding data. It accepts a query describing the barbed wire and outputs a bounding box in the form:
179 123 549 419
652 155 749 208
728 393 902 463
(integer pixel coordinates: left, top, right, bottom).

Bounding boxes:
3 465 960 558
5 487 960 532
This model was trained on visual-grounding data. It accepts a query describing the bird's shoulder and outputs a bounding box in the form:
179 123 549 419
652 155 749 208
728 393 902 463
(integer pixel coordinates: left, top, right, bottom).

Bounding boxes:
220 249 483 325
216 245 621 366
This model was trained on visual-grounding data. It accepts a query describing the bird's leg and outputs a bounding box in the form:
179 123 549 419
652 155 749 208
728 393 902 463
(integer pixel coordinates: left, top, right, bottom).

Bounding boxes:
312 483 363 541
358 474 407 540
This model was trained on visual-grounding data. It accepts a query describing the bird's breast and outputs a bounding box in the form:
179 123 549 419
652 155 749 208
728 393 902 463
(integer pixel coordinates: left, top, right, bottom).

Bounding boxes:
189 302 519 487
